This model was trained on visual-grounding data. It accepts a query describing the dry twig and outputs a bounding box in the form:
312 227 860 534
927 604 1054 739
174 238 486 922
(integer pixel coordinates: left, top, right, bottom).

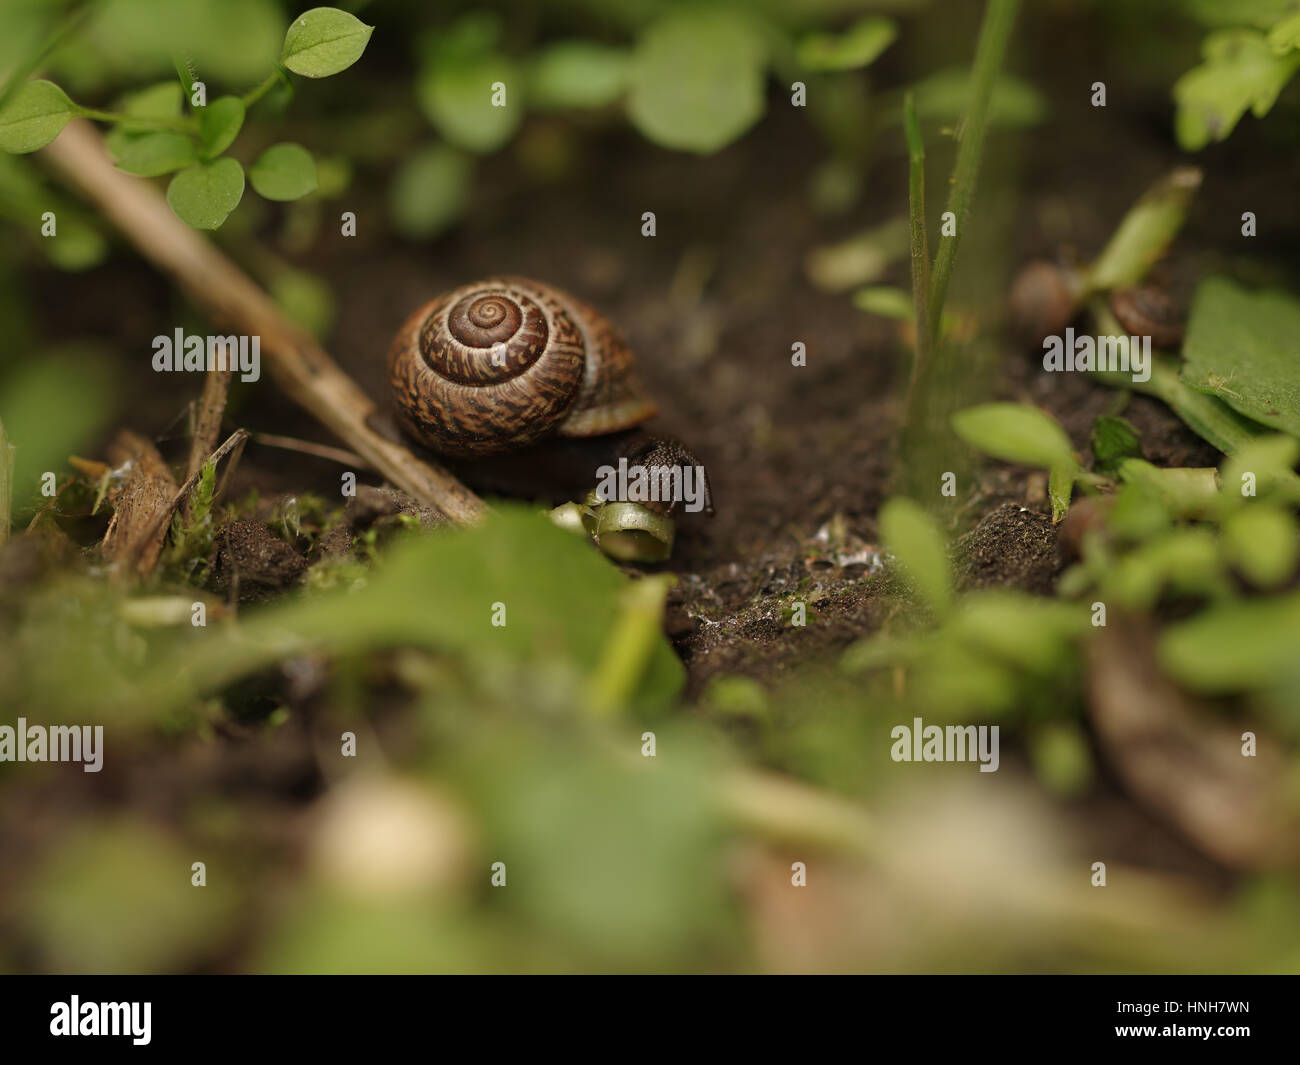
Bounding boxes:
40 119 486 526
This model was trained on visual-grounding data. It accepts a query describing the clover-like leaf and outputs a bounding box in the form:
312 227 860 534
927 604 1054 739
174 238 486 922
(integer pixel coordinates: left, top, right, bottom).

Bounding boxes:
0 80 76 154
281 7 374 78
249 142 317 201
166 158 245 229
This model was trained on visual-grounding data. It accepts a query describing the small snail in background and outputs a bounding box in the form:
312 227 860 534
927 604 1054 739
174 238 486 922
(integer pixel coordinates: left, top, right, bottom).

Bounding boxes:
1008 261 1186 349
387 277 711 558
1008 259 1083 345
1107 285 1185 348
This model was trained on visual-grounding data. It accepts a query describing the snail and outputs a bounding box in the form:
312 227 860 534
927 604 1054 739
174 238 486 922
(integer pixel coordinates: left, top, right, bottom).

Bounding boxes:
1007 260 1083 345
387 277 711 533
1108 285 1185 348
389 277 659 457
1009 261 1186 349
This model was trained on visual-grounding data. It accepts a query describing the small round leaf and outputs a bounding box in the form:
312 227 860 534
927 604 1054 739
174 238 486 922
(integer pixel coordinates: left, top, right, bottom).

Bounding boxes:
166 158 245 229
417 54 521 154
626 8 767 154
249 143 317 201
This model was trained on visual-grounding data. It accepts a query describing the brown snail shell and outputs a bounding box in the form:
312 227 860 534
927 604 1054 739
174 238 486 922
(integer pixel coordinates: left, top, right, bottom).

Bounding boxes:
1108 285 1185 348
1008 260 1083 346
388 277 658 457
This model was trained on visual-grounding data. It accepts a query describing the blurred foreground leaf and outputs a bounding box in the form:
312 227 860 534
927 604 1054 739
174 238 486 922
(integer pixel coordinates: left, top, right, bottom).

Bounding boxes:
137 507 685 717
879 497 951 617
1183 277 1300 439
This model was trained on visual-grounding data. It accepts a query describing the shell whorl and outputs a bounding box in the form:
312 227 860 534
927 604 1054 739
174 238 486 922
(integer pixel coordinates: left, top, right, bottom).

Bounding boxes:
388 277 656 457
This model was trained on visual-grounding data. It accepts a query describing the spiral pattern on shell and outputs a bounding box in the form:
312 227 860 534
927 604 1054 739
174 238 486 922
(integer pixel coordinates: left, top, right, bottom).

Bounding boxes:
388 277 656 457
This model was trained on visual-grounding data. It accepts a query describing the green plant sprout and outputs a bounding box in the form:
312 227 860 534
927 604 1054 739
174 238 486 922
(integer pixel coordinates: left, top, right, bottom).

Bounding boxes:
0 6 373 229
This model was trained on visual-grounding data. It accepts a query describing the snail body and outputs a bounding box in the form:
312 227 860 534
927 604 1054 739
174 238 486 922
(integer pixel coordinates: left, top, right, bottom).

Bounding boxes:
388 277 658 457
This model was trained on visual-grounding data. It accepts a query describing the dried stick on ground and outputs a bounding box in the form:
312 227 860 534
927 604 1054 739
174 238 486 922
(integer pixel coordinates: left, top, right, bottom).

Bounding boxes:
101 429 179 577
40 119 486 526
186 364 233 488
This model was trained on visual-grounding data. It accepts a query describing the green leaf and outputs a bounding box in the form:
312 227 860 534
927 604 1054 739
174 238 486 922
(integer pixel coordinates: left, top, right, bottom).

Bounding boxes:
166 158 245 229
1183 0 1298 29
1107 527 1227 609
852 285 914 321
1222 505 1299 588
198 96 245 157
118 81 183 131
905 68 1047 129
797 16 896 72
389 143 473 240
1270 11 1300 53
1173 30 1300 150
529 41 630 110
270 267 334 338
0 80 75 153
249 142 317 201
1085 168 1200 293
22 820 240 972
281 7 374 78
951 403 1077 471
417 53 521 154
137 507 685 716
1222 434 1300 503
0 349 115 514
1091 415 1143 475
114 131 196 176
1159 592 1300 692
878 497 951 617
1268 11 1300 53
1182 277 1300 438
950 590 1088 674
1116 459 1220 517
627 7 767 154
1030 723 1092 797
1048 463 1074 523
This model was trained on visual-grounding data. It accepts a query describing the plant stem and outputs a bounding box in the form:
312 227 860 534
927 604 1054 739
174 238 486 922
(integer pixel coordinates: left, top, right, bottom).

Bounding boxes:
586 574 675 719
0 416 13 545
40 119 487 525
903 91 931 404
927 0 1020 338
74 106 194 134
242 69 283 109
